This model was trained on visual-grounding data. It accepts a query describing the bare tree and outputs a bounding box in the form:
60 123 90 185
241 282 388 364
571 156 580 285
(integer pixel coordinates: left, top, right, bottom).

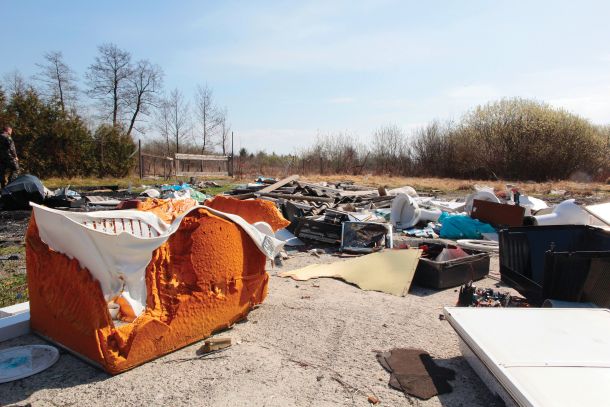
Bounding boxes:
34 51 78 113
164 89 190 154
217 107 230 155
154 98 173 156
3 70 28 96
372 125 407 173
86 43 132 127
194 84 220 153
125 60 163 137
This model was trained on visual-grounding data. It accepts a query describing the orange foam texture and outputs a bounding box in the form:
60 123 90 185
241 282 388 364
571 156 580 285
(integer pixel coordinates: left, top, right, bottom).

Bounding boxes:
130 198 199 223
205 196 290 231
26 207 268 374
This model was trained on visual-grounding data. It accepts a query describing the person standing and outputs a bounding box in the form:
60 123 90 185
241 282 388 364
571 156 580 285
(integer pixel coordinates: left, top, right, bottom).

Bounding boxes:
0 126 20 188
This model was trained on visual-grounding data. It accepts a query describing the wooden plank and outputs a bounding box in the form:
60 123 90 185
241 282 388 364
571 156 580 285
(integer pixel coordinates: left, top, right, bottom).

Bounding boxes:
297 181 377 197
258 174 300 194
175 171 228 177
297 181 343 194
141 153 173 161
175 153 229 161
228 193 257 200
256 192 334 203
338 190 379 197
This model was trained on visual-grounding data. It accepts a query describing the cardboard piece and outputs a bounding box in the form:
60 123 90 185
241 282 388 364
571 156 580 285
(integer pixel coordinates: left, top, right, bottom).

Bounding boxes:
471 199 524 227
279 249 421 296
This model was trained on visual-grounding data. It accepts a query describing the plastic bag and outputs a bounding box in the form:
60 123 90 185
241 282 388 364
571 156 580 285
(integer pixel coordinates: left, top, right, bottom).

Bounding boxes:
438 213 496 239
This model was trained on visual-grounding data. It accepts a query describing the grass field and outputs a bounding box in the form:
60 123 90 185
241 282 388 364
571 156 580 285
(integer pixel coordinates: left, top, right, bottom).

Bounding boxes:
42 174 610 197
2 173 607 309
0 244 27 308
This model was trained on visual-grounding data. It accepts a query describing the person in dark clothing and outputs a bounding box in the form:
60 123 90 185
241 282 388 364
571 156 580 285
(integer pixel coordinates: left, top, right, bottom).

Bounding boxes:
0 126 20 188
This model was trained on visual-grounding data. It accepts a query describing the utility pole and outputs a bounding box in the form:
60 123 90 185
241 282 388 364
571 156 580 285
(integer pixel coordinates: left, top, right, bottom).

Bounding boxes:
230 131 234 176
138 139 143 179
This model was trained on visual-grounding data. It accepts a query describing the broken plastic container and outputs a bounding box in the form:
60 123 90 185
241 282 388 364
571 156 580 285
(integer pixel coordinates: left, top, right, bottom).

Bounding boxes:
533 199 590 226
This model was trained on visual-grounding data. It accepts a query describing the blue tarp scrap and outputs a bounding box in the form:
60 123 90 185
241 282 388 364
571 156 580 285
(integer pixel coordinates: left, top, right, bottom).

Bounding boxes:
438 212 496 239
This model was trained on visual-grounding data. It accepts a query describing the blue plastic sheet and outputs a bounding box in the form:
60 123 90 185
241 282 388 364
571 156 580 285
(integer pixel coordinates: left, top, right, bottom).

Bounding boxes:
438 213 496 239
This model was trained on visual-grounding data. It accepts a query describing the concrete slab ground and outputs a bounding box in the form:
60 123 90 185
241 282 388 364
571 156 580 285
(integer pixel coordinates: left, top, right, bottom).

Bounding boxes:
1 252 512 407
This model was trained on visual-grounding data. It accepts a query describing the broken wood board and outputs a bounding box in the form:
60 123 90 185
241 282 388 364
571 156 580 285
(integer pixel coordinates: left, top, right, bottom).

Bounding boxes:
471 199 524 227
279 249 421 296
198 337 232 354
258 175 300 194
256 192 335 203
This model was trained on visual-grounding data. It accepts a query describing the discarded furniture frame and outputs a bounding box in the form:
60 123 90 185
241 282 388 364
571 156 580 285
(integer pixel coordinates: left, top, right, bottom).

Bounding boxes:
173 153 233 177
25 199 286 374
138 153 174 179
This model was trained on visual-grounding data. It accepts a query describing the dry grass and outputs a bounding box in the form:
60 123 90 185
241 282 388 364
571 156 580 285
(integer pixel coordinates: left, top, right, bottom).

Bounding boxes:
296 174 610 197
40 173 610 198
42 175 234 190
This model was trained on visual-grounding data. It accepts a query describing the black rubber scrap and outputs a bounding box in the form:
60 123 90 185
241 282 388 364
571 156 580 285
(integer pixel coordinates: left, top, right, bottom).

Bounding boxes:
376 348 455 400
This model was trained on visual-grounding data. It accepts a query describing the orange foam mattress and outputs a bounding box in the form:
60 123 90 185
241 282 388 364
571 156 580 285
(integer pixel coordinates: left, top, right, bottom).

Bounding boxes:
25 198 284 374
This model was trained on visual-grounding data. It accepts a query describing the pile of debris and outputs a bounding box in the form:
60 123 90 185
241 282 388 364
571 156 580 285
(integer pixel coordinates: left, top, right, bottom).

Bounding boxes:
225 175 610 304
0 175 213 212
2 172 610 404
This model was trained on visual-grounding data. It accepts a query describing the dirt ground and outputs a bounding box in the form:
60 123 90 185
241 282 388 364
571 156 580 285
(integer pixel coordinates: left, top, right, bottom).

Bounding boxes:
0 237 513 407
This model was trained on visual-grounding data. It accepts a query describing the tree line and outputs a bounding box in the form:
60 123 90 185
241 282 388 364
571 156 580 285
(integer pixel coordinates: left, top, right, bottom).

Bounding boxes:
0 44 231 178
2 48 608 182
236 99 610 182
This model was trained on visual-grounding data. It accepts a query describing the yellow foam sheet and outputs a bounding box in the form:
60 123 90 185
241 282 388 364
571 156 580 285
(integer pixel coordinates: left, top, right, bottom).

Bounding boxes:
279 249 422 296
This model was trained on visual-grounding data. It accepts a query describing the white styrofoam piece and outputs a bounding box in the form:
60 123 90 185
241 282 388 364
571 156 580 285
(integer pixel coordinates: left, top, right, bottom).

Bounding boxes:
1 301 29 315
0 312 30 342
444 307 610 407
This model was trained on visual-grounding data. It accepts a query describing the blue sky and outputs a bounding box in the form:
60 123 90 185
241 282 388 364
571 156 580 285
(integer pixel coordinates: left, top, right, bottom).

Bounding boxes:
2 1 610 153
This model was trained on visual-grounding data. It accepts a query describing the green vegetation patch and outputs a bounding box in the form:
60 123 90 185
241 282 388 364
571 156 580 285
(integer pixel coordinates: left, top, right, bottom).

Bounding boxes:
203 184 238 196
0 245 25 257
0 273 28 308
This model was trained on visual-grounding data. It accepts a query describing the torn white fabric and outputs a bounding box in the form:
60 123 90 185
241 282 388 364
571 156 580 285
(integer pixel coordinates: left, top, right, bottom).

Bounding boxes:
30 203 284 318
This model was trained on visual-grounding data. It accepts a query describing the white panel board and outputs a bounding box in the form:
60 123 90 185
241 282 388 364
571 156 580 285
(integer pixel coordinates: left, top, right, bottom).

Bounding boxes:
444 307 610 407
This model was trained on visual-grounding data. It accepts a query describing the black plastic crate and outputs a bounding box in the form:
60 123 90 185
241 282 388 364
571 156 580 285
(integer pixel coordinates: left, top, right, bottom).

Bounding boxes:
404 238 490 289
414 252 490 289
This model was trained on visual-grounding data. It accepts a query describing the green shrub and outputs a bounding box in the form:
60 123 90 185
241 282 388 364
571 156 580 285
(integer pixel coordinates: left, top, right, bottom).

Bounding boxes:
411 98 608 181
